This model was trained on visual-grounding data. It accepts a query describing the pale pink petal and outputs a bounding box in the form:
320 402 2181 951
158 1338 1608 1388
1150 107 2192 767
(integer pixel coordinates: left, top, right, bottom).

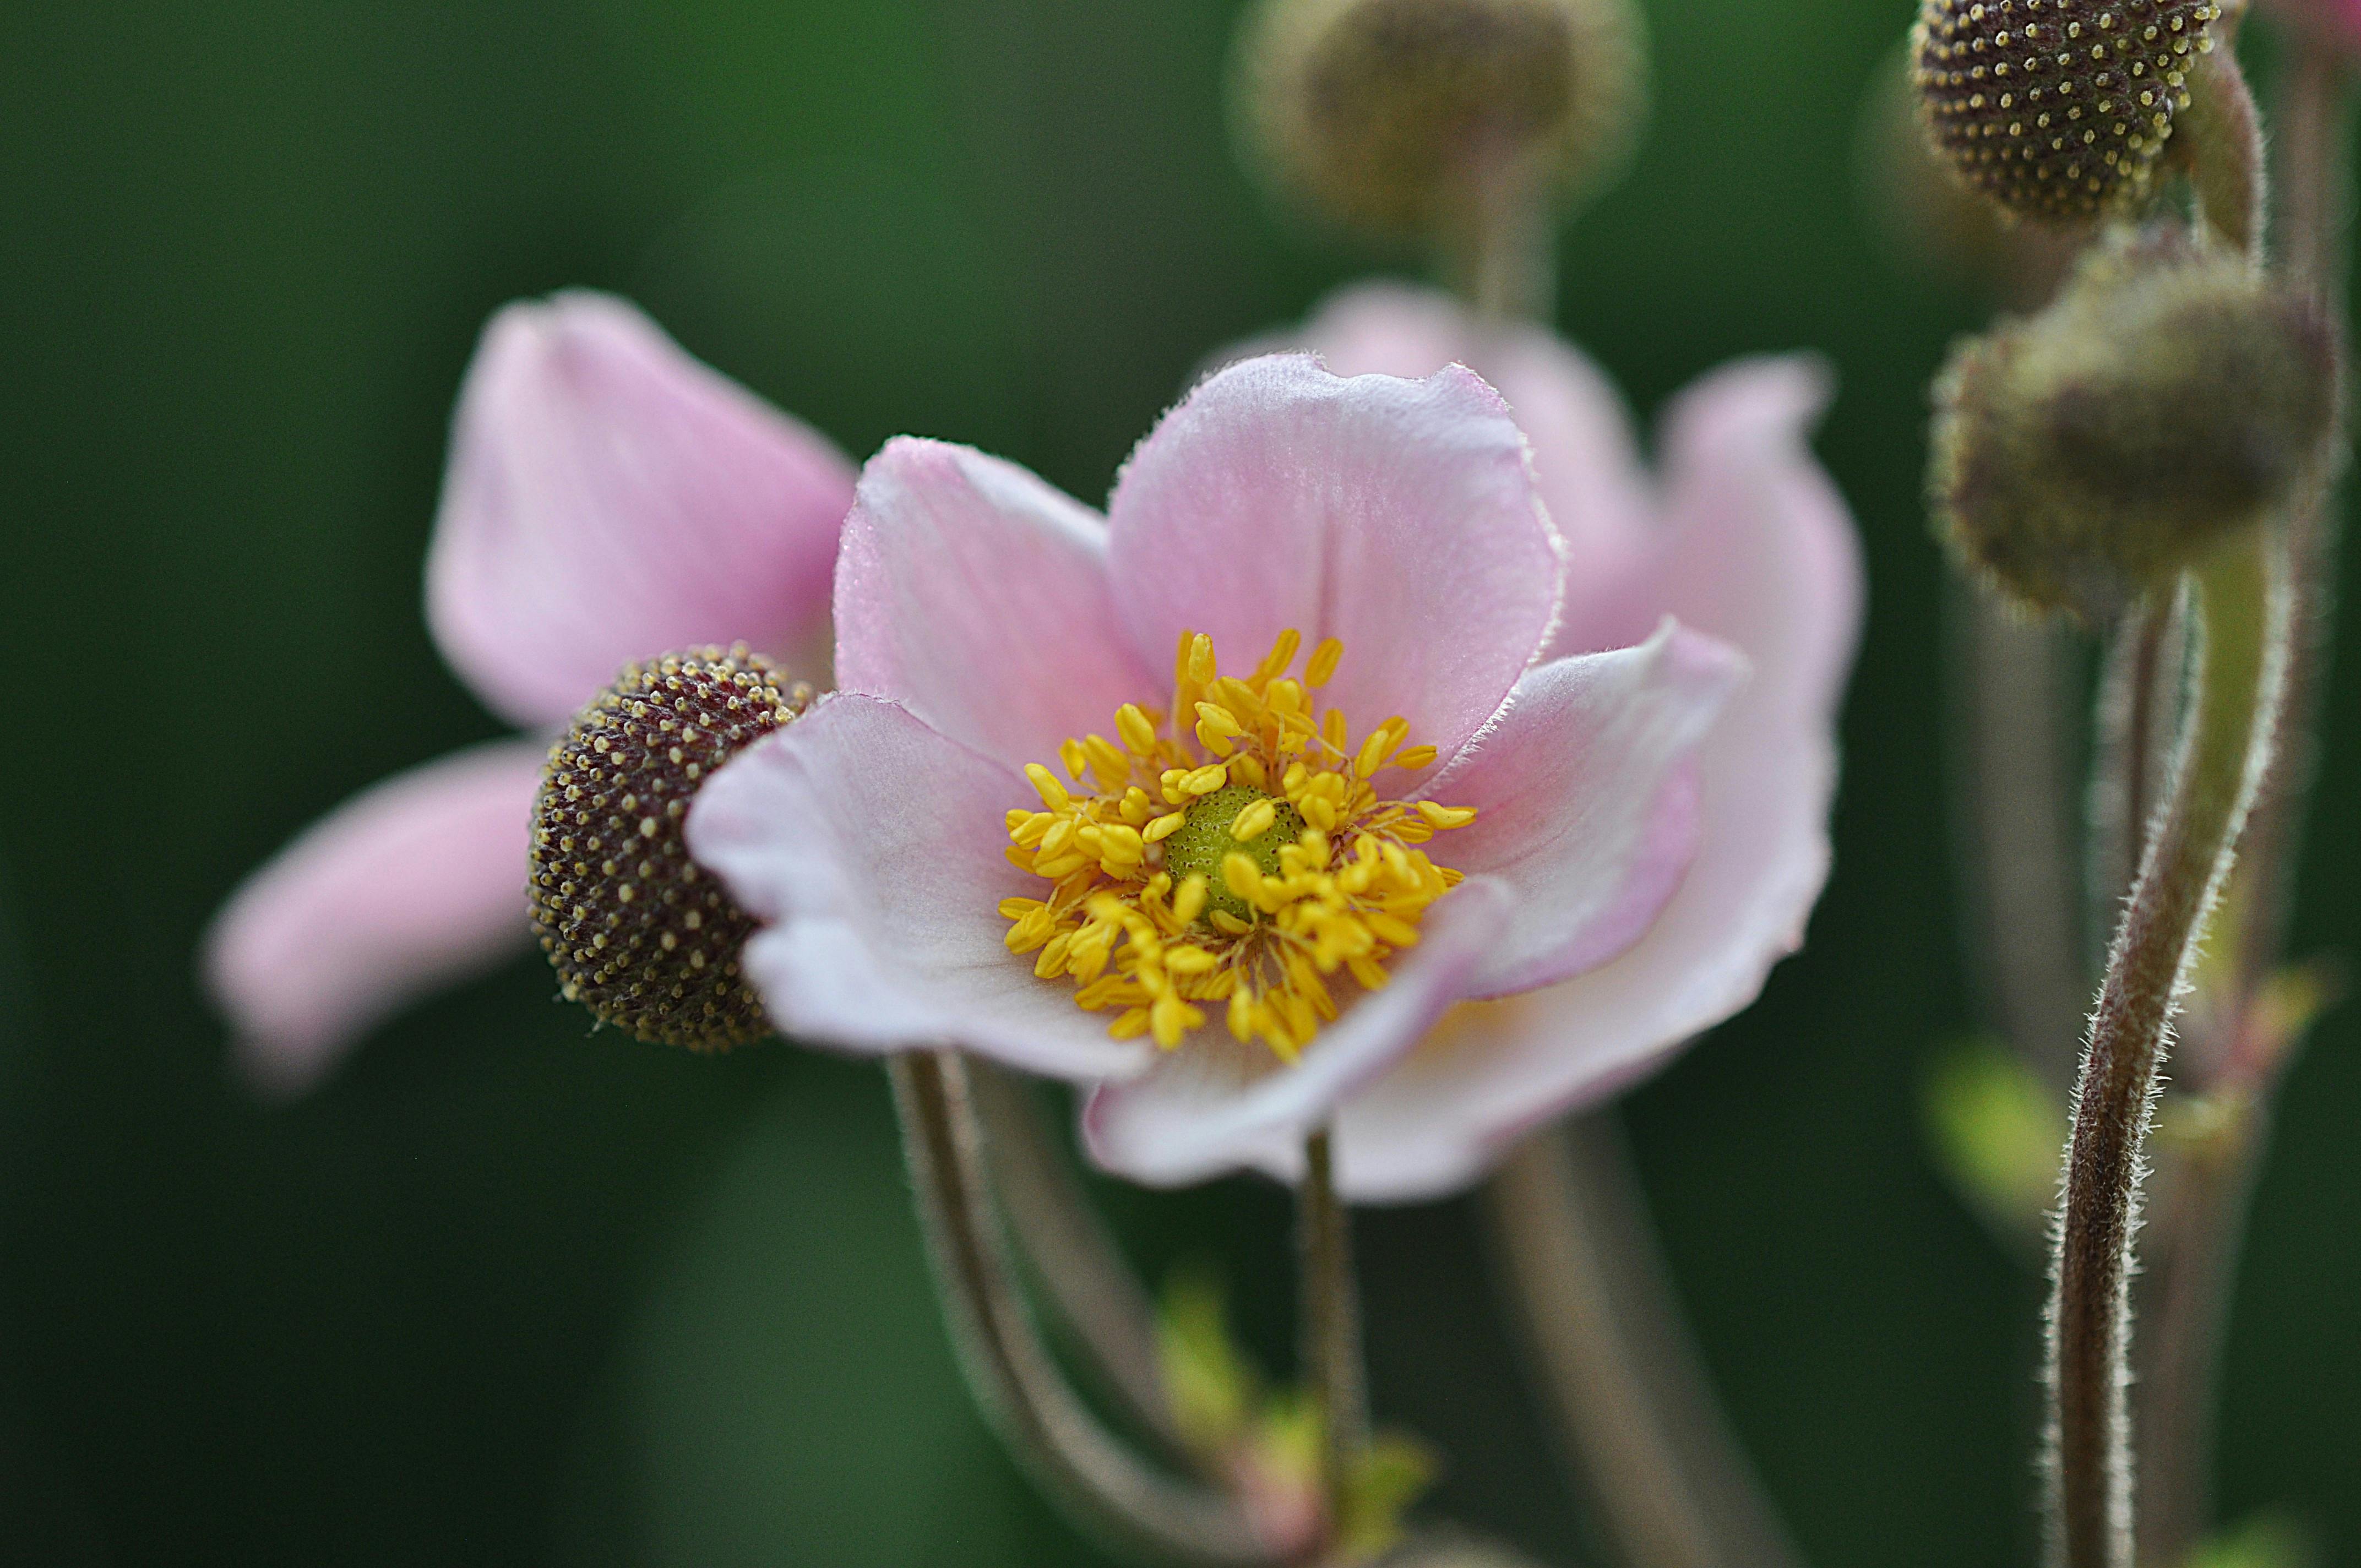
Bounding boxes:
1327 358 1863 1202
203 738 547 1096
1427 624 1745 998
1269 282 1657 640
425 292 856 728
1079 877 1514 1189
831 438 1160 774
1106 355 1562 766
686 696 1153 1082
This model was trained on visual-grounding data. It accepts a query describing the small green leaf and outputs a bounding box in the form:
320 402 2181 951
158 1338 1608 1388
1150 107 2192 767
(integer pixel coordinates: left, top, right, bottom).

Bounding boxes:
1156 1269 1260 1457
1922 1035 2065 1250
2183 1511 2313 1568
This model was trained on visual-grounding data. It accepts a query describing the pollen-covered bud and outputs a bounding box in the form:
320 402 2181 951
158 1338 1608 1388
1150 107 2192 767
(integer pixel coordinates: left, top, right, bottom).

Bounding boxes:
1913 0 2223 224
530 646 814 1049
1931 226 2337 621
1234 0 1645 238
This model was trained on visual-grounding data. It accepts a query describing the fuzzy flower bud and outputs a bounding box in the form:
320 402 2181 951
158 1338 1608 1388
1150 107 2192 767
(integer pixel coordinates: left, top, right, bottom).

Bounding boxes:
530 646 814 1048
1913 0 2223 224
1930 226 2336 620
1234 0 1645 238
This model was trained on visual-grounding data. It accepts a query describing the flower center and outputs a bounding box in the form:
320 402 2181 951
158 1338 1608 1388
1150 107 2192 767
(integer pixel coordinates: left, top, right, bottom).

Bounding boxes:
1161 784 1305 926
998 628 1478 1062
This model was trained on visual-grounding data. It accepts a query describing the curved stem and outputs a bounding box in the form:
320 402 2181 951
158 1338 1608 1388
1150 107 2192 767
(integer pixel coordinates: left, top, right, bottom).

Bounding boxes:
967 1061 1191 1461
2046 530 2289 1568
1299 1128 1367 1533
1488 1118 1808 1568
890 1052 1286 1568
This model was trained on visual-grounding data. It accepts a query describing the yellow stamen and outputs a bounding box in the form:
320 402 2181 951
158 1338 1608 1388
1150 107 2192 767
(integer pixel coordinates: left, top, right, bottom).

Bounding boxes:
997 630 1479 1061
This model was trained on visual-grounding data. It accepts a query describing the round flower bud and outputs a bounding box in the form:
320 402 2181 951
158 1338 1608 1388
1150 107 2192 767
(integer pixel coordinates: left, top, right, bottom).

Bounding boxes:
530 646 814 1049
1930 226 2337 621
1234 0 1645 238
1913 0 2223 223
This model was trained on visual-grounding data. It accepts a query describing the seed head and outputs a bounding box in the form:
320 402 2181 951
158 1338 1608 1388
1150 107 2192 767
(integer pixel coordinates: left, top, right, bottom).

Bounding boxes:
1235 0 1645 238
530 646 814 1049
1913 0 2222 223
1930 225 2337 621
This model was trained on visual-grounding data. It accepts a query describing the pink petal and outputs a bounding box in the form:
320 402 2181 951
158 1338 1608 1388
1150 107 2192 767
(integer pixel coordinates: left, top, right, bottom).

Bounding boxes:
1325 358 1863 1202
203 739 547 1096
425 292 856 728
1428 624 1745 998
1106 354 1562 766
831 438 1160 774
1269 283 1657 641
686 696 1152 1082
1079 876 1514 1189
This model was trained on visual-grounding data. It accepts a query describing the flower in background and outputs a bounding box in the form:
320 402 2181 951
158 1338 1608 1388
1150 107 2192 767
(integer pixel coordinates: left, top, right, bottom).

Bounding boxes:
689 352 1749 1194
1212 282 1862 1198
204 292 856 1094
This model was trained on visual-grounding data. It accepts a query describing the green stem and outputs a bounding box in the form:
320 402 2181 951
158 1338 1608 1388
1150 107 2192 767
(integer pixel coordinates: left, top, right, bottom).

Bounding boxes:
2046 528 2289 1568
890 1052 1285 1567
1299 1127 1367 1539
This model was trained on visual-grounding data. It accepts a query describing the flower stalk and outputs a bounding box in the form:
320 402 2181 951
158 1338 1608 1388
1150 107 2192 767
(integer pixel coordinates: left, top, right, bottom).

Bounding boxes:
2047 525 2289 1568
890 1050 1287 1568
1299 1127 1369 1540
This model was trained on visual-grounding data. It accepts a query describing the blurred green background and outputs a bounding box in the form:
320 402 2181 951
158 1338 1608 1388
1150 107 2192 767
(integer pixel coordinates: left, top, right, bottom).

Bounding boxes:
2 2 2355 1563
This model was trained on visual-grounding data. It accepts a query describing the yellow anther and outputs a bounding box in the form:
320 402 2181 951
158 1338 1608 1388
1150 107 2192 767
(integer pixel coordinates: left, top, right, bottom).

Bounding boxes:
1111 1007 1152 1039
1256 628 1303 680
1415 801 1478 829
1305 637 1344 686
1353 729 1396 778
1222 852 1264 902
1096 824 1146 862
1393 744 1438 770
1145 810 1188 843
1365 911 1421 947
1193 721 1236 758
1187 633 1217 685
1195 701 1244 737
1025 763 1071 810
1230 798 1280 842
1059 738 1090 781
1085 735 1130 785
1164 946 1218 976
997 896 1044 920
1321 709 1350 753
1117 704 1159 756
1172 874 1209 924
1180 764 1230 796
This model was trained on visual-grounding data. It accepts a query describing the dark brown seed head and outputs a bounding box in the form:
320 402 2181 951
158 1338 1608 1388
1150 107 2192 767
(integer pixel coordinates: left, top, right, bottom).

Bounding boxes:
1912 0 2221 223
529 645 813 1049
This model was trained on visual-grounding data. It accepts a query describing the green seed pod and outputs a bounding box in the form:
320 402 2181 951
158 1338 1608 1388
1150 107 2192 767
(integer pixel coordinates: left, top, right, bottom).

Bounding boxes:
1930 225 2337 621
1913 0 2222 224
530 646 813 1049
1234 0 1645 239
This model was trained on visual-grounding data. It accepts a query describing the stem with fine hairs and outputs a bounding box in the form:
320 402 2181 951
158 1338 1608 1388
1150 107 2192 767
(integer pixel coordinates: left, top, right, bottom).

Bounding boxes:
1299 1128 1368 1536
2046 529 2289 1568
1488 1117 1808 1568
890 1052 1286 1568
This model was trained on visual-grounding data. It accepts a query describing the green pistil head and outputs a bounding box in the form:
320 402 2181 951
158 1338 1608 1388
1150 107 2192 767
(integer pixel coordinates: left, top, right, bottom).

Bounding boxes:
1163 784 1305 926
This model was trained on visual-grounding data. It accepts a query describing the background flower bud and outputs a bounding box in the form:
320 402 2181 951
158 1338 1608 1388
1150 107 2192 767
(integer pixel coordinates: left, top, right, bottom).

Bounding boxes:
1930 226 2337 620
1913 0 2223 224
530 646 814 1048
1234 0 1645 239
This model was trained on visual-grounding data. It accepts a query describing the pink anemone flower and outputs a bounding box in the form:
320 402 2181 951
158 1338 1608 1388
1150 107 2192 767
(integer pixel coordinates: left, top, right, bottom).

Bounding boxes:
1210 282 1865 1199
204 292 856 1094
688 349 1772 1197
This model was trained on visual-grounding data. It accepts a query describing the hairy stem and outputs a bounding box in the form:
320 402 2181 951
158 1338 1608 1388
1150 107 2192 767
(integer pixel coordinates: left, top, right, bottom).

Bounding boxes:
1299 1128 1367 1534
2047 530 2288 1568
1487 1118 1808 1568
890 1052 1284 1567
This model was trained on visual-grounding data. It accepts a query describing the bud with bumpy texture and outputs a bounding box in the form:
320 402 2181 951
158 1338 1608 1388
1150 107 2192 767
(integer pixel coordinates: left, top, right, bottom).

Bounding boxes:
1235 0 1645 238
1931 226 2337 620
530 646 814 1048
1914 0 2223 223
